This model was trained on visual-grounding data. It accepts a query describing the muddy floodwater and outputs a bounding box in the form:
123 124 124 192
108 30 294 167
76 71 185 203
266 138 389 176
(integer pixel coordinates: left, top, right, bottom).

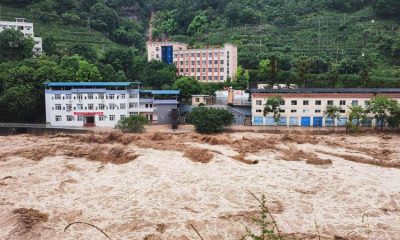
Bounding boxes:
0 132 399 240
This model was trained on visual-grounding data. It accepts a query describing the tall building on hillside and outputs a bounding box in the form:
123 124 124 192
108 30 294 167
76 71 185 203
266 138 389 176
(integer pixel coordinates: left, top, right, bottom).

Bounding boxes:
147 41 237 83
0 18 42 54
44 82 180 127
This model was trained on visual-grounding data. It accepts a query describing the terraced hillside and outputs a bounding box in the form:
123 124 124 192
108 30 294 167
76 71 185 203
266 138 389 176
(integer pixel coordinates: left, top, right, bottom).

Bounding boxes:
1 5 121 51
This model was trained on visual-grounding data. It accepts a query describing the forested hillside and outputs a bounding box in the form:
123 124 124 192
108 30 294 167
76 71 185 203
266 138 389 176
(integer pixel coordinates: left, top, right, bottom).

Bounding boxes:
0 0 399 122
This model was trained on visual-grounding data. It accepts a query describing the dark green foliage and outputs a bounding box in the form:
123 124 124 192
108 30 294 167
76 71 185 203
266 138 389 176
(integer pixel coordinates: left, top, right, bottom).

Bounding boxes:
187 107 234 133
0 29 34 61
115 115 149 133
263 96 284 124
172 77 202 99
367 95 398 131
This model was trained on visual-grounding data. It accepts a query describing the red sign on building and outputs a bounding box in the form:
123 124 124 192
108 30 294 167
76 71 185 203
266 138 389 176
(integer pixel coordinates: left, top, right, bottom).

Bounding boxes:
73 112 104 116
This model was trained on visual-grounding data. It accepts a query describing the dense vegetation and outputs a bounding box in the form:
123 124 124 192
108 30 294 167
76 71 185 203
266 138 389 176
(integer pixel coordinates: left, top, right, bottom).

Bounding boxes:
0 0 399 122
187 107 235 133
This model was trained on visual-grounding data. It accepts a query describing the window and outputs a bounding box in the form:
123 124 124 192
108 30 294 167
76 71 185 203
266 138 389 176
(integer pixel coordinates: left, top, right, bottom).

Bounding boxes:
66 104 72 111
303 109 309 113
55 94 61 100
352 100 359 106
208 76 212 80
145 104 153 108
256 100 262 105
291 100 297 105
340 100 346 106
220 68 224 72
98 94 104 99
55 115 62 122
315 110 321 113
109 94 115 99
220 60 224 64
129 93 137 99
66 94 71 99
67 115 74 122
256 109 262 113
197 68 200 72
99 104 105 110
340 110 346 113
195 98 200 102
220 76 224 80
197 76 201 80
121 94 126 99
303 100 309 106
291 110 297 113
99 115 105 121
88 94 94 100
77 104 83 110
120 103 126 109
129 102 138 108
202 76 206 80
315 100 322 105
77 94 83 100
279 109 285 113
109 104 116 110
120 115 126 120
365 100 370 106
88 104 94 110
109 115 115 121
55 104 62 110
327 100 334 106
77 116 83 122
129 112 137 116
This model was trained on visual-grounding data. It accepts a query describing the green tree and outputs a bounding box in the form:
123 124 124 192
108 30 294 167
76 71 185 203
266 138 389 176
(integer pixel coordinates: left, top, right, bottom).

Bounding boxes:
235 66 250 89
263 96 284 127
324 105 342 132
0 29 34 61
258 59 271 81
43 35 57 56
187 107 234 133
115 115 149 133
89 3 120 32
152 10 178 38
348 105 366 128
187 12 209 35
68 43 98 62
367 95 397 131
388 102 400 130
172 77 202 99
0 85 43 123
76 60 102 82
373 0 400 18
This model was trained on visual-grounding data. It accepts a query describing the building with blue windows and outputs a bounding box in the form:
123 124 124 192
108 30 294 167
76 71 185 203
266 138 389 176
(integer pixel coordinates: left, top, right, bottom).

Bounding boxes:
251 88 400 127
44 82 180 127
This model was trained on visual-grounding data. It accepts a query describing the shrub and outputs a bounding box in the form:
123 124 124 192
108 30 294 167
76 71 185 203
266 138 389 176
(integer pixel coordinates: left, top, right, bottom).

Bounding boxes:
115 115 149 133
187 107 234 134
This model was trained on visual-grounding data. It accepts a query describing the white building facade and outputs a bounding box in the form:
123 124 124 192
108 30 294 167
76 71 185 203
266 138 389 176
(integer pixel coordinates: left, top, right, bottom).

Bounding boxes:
45 82 179 127
0 18 42 54
251 88 400 127
147 41 237 82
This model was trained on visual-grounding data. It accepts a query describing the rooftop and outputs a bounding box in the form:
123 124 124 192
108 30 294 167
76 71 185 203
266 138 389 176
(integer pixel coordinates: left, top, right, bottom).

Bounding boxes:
140 90 180 95
251 88 400 94
44 82 141 87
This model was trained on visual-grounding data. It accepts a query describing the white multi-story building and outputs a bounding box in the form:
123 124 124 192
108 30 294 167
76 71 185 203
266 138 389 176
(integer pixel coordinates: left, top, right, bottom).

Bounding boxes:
0 18 42 54
45 82 180 127
251 88 400 127
147 41 237 82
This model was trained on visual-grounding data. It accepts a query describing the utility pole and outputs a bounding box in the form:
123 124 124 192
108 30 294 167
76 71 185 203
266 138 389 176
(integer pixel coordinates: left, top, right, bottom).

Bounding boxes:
318 18 321 54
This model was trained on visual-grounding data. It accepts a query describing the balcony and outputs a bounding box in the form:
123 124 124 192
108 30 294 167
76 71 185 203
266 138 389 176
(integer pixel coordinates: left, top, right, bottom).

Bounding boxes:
154 99 179 105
